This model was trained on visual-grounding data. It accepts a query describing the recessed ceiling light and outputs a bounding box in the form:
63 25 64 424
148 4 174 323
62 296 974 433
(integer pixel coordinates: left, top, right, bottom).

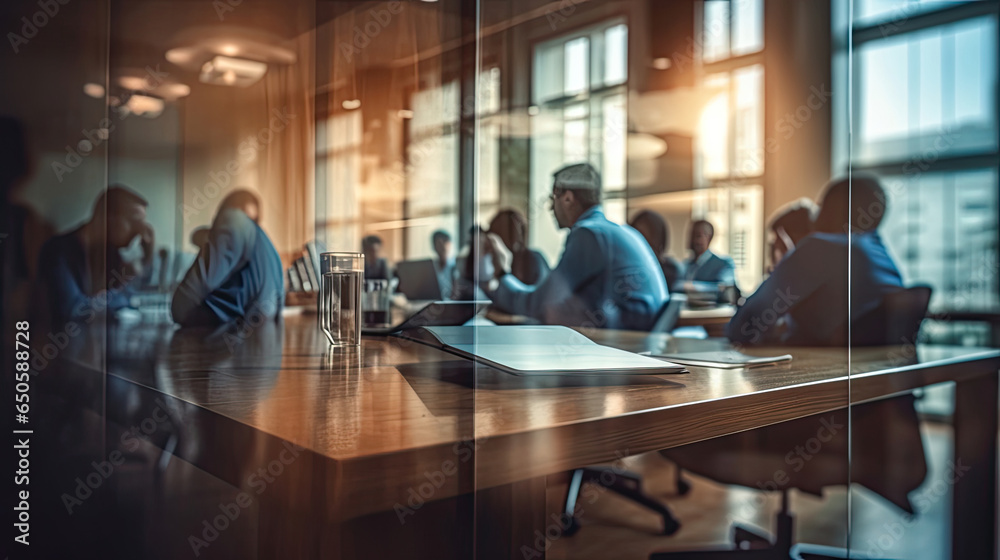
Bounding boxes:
199 55 268 87
165 47 195 65
83 83 105 98
163 83 191 98
342 99 361 110
652 57 672 70
119 76 150 90
219 43 239 56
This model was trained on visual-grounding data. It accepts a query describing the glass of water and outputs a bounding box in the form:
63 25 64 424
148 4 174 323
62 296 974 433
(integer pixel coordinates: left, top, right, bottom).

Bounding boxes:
319 252 364 346
362 279 393 328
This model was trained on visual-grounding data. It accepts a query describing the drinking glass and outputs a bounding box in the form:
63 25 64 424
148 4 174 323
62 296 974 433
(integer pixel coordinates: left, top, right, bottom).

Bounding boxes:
319 252 364 346
362 279 392 327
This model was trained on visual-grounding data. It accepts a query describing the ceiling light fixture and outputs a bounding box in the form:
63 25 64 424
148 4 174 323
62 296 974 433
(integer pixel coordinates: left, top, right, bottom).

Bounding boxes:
83 83 105 98
651 57 672 70
200 55 268 87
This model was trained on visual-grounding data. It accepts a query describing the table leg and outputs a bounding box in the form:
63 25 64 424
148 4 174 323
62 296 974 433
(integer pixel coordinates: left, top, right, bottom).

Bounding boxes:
476 476 549 560
952 370 998 559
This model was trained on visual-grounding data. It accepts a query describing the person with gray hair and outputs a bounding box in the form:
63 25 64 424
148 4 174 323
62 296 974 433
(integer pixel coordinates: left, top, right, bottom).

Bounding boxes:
488 163 668 330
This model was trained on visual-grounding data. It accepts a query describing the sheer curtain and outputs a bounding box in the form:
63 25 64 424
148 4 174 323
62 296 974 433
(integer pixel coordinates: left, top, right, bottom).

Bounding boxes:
262 30 316 256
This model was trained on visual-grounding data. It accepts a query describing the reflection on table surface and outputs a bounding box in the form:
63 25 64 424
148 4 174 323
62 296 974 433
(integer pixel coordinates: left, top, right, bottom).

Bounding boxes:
36 312 1000 526
68 314 996 448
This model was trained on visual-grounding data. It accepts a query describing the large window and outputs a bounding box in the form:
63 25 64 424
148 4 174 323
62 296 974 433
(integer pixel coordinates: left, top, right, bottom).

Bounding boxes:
697 0 765 293
848 1 1000 342
530 21 629 264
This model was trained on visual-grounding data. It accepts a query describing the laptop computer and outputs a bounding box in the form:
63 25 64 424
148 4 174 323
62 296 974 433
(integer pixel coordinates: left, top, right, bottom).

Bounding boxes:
362 300 490 335
395 259 443 301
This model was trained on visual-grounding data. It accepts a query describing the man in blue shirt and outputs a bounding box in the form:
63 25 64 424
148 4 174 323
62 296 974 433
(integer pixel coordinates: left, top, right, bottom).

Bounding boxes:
38 185 154 324
728 176 903 346
683 220 737 286
171 190 284 327
489 163 668 330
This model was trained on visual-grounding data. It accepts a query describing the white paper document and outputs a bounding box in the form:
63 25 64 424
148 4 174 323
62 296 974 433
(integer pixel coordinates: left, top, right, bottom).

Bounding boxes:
413 325 687 376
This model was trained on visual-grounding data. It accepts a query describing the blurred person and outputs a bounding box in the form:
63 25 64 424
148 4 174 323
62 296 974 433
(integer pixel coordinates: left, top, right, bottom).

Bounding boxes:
683 220 736 285
37 185 154 323
1 116 53 318
453 225 495 301
728 175 902 346
190 226 210 250
488 209 550 286
767 198 817 272
171 189 283 327
489 163 668 330
362 234 391 280
431 229 455 301
629 209 682 291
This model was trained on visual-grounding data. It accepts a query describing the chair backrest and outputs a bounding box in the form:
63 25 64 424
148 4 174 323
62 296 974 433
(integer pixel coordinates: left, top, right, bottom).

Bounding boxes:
851 285 932 347
650 294 687 333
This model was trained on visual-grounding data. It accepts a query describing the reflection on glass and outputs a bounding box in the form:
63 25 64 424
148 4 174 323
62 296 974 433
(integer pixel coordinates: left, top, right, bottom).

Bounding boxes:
732 0 764 56
856 16 998 162
734 64 764 178
880 169 1000 314
700 73 731 179
564 37 590 96
703 0 731 62
604 23 628 86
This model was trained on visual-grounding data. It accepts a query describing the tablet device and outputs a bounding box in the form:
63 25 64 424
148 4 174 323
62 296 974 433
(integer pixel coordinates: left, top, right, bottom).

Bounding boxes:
396 259 443 301
363 300 489 335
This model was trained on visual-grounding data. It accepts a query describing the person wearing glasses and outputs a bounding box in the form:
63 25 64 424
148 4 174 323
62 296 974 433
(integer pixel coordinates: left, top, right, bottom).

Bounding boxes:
487 163 668 330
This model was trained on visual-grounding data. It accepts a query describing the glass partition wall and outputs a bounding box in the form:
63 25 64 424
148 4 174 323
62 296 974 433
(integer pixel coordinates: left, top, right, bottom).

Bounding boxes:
3 0 998 558
472 0 850 558
846 2 1000 560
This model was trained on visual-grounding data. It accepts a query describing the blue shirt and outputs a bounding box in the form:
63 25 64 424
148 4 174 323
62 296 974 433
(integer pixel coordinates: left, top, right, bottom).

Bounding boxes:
38 228 133 323
433 257 455 300
171 209 284 327
727 232 903 346
492 206 669 330
684 250 736 285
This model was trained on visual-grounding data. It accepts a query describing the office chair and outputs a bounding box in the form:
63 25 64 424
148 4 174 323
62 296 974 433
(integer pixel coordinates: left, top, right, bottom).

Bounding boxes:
845 285 932 347
655 285 933 559
651 293 687 334
560 294 688 537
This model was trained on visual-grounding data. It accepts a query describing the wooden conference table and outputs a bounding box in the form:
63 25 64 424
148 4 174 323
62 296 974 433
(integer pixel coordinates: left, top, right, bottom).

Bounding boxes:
60 313 999 559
